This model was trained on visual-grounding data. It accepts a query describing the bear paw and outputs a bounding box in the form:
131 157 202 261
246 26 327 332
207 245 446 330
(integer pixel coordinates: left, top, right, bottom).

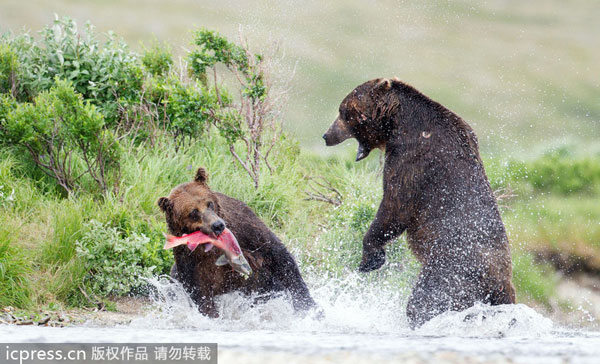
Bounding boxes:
358 248 386 272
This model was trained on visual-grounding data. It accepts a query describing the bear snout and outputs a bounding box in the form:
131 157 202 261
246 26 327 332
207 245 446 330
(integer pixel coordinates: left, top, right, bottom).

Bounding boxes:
211 220 225 235
323 117 353 146
322 132 338 146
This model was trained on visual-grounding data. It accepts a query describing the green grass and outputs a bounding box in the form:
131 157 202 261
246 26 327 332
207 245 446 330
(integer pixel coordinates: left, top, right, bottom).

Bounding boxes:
0 225 32 308
511 252 558 308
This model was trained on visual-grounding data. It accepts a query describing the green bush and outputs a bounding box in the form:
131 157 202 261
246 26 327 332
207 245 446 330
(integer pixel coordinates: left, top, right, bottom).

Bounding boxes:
75 220 156 296
484 148 600 196
163 81 221 144
526 148 600 195
3 16 143 124
0 94 17 132
0 43 19 95
1 79 121 194
141 41 173 76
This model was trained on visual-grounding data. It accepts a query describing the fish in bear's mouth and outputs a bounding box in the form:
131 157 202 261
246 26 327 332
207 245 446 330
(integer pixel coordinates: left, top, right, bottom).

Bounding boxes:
163 228 252 277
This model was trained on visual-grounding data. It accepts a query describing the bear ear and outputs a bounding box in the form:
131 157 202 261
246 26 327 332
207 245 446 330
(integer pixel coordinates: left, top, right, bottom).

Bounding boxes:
194 167 208 184
371 83 400 121
157 197 172 212
376 78 392 91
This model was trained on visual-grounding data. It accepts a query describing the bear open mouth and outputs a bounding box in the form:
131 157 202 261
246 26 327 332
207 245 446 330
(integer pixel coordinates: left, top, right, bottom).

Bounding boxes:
356 142 371 161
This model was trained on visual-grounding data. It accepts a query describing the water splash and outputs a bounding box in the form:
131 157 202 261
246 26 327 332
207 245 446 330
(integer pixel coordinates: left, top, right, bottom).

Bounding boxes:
418 302 553 338
131 274 553 339
4 275 598 362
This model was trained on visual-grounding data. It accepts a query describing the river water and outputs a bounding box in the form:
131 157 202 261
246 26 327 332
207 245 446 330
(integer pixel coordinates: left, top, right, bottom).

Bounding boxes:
1 275 599 363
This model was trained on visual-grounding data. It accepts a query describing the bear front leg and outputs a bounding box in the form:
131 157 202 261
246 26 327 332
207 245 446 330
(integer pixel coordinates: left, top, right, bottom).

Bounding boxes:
359 199 406 272
196 294 219 318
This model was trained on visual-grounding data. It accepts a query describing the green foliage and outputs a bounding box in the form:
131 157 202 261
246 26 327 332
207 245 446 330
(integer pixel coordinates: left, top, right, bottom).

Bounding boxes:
526 148 600 195
163 81 218 142
189 28 266 103
188 29 277 189
1 79 121 193
189 29 249 78
350 204 376 235
485 147 600 196
0 184 15 208
512 252 558 307
0 43 19 95
141 75 228 146
141 40 173 76
3 16 143 124
75 220 155 296
0 94 17 132
0 228 32 308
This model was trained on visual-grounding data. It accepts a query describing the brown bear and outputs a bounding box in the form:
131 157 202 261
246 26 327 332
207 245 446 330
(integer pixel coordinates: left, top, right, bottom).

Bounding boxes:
158 167 316 317
323 78 516 328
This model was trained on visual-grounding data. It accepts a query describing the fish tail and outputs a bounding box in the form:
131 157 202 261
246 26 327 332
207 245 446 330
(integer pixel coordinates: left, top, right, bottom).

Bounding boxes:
163 233 183 250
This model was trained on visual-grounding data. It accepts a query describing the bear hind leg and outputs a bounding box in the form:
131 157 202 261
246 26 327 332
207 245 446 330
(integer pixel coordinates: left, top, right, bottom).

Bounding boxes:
406 265 479 329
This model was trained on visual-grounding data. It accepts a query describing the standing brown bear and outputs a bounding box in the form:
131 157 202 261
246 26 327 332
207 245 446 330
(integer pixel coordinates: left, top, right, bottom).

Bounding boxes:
158 167 316 317
323 78 515 328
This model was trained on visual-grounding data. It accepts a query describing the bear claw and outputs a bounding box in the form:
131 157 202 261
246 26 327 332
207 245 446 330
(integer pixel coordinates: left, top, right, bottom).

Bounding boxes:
358 249 386 272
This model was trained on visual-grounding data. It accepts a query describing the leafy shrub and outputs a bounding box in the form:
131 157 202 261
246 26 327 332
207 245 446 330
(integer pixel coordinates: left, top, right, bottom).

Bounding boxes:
75 220 155 296
140 75 226 147
526 148 600 195
0 94 17 143
0 43 19 95
350 204 376 235
1 80 121 193
189 29 284 189
3 16 142 124
484 148 600 196
163 81 220 144
141 41 173 76
188 29 251 81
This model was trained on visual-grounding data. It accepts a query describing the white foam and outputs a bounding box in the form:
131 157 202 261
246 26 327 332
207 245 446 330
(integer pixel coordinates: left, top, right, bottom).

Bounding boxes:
131 273 553 339
2 274 599 362
418 302 554 338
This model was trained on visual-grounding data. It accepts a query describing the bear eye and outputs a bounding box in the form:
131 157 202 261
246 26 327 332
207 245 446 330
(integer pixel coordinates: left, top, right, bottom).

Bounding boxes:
207 201 214 210
189 209 200 221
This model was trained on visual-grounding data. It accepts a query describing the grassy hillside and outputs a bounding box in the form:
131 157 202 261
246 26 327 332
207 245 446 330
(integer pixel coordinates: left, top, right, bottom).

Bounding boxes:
1 0 598 152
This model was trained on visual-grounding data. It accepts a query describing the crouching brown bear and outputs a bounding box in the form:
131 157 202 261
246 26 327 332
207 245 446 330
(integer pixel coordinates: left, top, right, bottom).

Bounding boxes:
158 167 316 317
323 78 516 328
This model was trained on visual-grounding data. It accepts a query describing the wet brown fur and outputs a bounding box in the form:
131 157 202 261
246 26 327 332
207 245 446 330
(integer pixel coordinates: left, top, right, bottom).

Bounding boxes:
158 168 316 317
324 78 516 328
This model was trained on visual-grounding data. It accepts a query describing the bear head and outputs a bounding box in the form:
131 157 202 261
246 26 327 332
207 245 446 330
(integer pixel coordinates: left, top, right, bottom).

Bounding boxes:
323 78 401 161
157 167 226 237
